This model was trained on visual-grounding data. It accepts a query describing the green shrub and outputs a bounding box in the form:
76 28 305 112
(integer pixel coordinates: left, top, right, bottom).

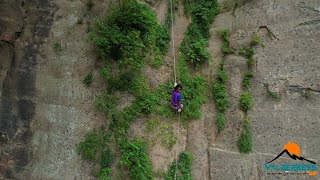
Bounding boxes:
95 92 117 114
107 72 135 93
77 131 102 160
83 72 93 87
213 81 229 112
100 67 110 79
98 168 112 180
217 68 228 83
160 124 177 150
219 29 233 54
120 139 153 180
177 57 206 120
100 149 114 168
237 117 252 153
183 0 219 38
90 0 159 69
155 25 170 56
246 57 254 68
239 92 252 112
242 71 253 89
250 33 262 47
216 113 226 132
165 151 193 180
180 0 219 66
181 35 211 65
145 119 160 132
239 47 254 58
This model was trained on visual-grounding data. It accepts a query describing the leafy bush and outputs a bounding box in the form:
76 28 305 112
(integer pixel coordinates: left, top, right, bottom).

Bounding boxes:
177 58 206 120
100 67 110 79
238 117 252 153
183 0 219 38
239 92 252 112
165 151 193 180
219 29 233 54
242 71 253 90
213 81 229 112
246 57 254 68
160 124 177 150
120 139 153 180
180 0 219 66
90 0 159 69
98 168 112 180
181 35 211 65
216 113 226 132
83 72 93 87
77 131 102 160
100 149 114 168
107 72 135 93
217 68 228 83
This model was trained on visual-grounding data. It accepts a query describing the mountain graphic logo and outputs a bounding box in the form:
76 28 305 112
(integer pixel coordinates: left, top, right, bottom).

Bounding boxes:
266 142 316 164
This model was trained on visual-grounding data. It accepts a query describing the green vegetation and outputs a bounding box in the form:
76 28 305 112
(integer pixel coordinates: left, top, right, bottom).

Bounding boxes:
213 61 229 132
239 47 254 59
181 0 219 66
160 124 178 149
250 33 263 47
79 1 173 178
53 42 62 53
237 117 252 153
165 151 193 180
177 58 206 120
216 113 226 132
120 139 153 179
239 92 252 112
83 72 93 87
145 119 177 150
237 33 263 153
219 29 234 54
242 71 253 90
90 0 159 69
77 127 114 179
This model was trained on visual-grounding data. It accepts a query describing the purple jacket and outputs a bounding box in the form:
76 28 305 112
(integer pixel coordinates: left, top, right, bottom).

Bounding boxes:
171 90 182 107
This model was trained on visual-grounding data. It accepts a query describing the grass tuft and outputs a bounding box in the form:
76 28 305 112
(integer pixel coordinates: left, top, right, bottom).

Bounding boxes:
239 92 252 112
83 72 93 87
238 117 252 153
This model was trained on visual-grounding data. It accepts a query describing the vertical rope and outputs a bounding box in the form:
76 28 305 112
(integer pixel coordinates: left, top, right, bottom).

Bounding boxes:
170 0 177 85
170 1 179 179
169 0 179 179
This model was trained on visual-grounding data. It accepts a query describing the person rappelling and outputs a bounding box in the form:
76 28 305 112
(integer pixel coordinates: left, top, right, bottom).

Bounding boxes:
171 83 183 113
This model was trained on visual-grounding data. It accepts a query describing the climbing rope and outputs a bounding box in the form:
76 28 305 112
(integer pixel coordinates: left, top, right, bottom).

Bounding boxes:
169 0 179 179
170 0 177 85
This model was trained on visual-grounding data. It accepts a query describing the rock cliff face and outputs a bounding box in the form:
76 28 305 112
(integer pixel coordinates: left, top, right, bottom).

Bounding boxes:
0 0 319 179
0 0 54 178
